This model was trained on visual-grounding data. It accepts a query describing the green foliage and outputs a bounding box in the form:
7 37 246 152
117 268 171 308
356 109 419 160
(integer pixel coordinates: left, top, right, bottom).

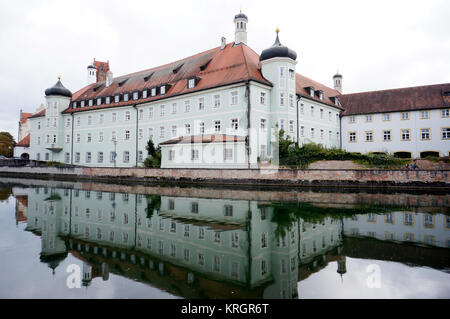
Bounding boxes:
0 187 12 202
145 195 161 218
277 131 408 168
143 139 161 168
0 132 16 157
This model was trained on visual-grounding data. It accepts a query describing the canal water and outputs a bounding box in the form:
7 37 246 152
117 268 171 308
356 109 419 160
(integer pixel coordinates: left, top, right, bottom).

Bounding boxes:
0 178 449 299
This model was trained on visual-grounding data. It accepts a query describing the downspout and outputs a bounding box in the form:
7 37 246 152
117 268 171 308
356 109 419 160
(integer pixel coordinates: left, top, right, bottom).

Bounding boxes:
296 96 301 146
245 81 251 169
339 112 342 149
133 104 138 167
70 112 74 165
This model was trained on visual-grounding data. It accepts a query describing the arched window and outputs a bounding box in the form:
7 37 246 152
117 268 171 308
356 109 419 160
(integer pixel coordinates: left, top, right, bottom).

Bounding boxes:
240 22 243 29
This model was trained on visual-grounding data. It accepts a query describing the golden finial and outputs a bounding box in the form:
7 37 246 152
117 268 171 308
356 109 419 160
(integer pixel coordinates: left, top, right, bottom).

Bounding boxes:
58 75 61 80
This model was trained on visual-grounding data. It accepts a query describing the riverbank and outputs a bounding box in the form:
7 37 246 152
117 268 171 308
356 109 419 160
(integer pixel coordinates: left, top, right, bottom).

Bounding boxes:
0 165 448 188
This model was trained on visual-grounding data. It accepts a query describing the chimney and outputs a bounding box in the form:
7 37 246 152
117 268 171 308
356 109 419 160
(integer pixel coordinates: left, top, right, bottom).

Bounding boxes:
221 37 226 50
106 71 113 87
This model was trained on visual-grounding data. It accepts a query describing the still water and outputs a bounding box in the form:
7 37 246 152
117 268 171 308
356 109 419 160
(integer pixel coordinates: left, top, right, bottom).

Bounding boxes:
0 177 449 299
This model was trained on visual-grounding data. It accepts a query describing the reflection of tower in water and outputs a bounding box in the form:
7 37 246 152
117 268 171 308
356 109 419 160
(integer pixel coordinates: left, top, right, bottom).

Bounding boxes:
336 246 347 283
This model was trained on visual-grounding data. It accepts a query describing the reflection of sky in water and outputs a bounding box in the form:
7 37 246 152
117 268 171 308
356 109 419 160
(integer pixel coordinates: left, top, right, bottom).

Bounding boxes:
298 258 450 299
0 198 177 299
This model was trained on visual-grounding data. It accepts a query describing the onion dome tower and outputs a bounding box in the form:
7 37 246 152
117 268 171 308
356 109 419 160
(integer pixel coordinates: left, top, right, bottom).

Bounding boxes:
234 11 248 45
260 29 297 62
333 71 343 93
45 77 72 98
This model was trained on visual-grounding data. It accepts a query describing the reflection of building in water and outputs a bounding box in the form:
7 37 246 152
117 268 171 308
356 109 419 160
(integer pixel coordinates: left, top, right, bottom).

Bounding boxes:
344 212 450 248
13 187 28 224
19 186 449 298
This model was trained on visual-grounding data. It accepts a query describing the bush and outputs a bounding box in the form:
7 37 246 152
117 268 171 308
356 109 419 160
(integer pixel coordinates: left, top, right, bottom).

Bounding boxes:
277 130 408 168
143 139 161 168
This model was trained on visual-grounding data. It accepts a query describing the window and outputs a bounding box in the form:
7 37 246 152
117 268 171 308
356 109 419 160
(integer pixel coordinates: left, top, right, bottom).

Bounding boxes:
88 115 92 125
138 128 143 139
99 114 104 124
280 67 285 78
442 128 450 140
151 87 156 96
142 89 147 99
383 113 391 121
185 124 191 135
160 85 166 95
171 103 177 114
171 125 177 137
110 152 115 163
289 94 294 107
65 118 71 127
64 152 70 163
105 96 111 104
198 98 204 110
421 128 431 140
99 131 104 142
184 100 191 112
139 109 143 120
261 260 267 276
123 151 130 163
280 119 285 131
115 94 120 103
289 69 294 79
401 112 409 120
231 119 238 130
401 129 410 141
148 128 153 139
260 118 266 131
86 152 91 163
260 92 266 105
442 109 449 118
96 97 102 106
310 127 315 138
214 120 221 133
320 109 324 119
191 149 199 160
349 132 356 142
365 131 373 142
261 233 267 248
329 111 332 121
289 120 294 133
87 133 92 143
125 111 131 121
320 129 324 139
98 152 103 163
169 150 175 161
311 106 314 117
231 91 238 105
75 153 80 163
199 122 205 134
349 115 355 123
112 113 117 122
300 126 304 137
365 115 372 122
420 111 429 119
188 78 195 89
66 134 70 143
224 148 233 160
191 202 198 214
149 107 153 118
111 131 117 142
231 232 239 248
159 126 165 138
124 130 130 140
160 105 165 117
76 134 80 143
124 93 129 102
383 130 391 141
213 94 220 108
280 93 285 106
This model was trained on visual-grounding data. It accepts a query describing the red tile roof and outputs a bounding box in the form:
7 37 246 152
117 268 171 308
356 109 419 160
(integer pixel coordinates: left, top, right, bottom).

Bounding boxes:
340 83 450 116
296 73 343 109
160 134 245 145
28 108 46 119
63 43 272 114
20 112 32 124
16 134 30 147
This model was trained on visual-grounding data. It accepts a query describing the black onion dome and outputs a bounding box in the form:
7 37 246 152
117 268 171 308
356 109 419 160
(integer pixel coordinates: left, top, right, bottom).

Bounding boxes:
333 73 342 78
259 31 297 62
234 12 248 20
45 79 72 98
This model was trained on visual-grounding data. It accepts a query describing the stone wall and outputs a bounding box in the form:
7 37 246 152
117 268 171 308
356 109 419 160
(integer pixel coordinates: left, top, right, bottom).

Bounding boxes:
0 165 448 187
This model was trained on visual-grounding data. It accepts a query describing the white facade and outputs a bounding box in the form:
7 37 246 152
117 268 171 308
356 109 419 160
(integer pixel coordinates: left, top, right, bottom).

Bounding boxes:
342 108 450 158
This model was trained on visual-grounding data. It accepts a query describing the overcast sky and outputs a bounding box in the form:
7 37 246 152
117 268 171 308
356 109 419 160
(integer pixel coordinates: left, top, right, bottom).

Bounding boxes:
1 0 449 140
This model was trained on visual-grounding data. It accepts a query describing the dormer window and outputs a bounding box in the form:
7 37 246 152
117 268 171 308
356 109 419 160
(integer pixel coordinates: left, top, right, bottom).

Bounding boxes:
142 89 148 99
124 93 129 102
133 91 139 100
106 96 111 104
151 87 157 96
114 94 120 103
310 88 314 97
96 97 102 106
160 85 166 95
73 101 77 108
81 100 85 108
188 78 195 89
318 91 324 100
88 99 93 107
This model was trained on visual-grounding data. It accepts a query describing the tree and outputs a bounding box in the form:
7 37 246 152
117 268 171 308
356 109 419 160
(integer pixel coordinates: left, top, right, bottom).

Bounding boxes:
143 139 161 168
0 132 16 157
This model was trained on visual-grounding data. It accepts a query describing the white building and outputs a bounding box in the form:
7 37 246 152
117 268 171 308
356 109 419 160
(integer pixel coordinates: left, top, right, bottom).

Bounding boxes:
340 84 450 158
